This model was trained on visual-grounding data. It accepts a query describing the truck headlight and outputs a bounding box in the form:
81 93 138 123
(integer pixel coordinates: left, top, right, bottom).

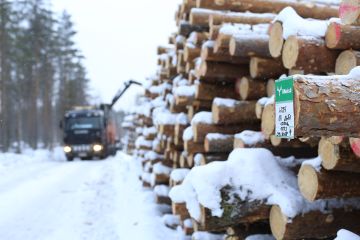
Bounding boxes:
93 144 103 152
64 146 72 153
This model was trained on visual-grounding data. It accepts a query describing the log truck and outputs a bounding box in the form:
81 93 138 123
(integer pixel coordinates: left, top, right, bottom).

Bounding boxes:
60 80 142 161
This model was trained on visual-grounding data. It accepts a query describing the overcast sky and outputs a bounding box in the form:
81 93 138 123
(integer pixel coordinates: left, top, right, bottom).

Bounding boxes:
51 0 181 111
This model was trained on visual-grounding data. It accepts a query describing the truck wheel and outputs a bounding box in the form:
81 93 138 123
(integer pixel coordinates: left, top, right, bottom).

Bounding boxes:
66 156 74 161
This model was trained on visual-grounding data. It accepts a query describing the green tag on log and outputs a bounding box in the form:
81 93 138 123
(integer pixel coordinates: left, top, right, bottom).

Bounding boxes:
275 77 295 139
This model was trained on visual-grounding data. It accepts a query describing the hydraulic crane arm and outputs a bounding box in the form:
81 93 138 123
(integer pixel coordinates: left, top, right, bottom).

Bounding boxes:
109 80 142 109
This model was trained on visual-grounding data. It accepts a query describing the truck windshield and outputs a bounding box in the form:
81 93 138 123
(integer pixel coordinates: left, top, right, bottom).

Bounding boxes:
66 117 102 130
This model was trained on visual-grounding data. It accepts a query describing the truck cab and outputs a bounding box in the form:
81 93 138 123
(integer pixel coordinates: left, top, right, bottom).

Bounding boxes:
62 108 109 161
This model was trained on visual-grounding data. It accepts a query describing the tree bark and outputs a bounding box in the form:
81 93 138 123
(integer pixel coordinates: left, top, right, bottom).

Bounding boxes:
195 82 237 101
298 164 360 201
179 21 209 37
237 77 267 101
198 187 270 231
270 204 360 240
208 0 339 20
212 99 258 125
172 202 191 221
184 139 206 154
201 42 249 64
229 34 271 58
226 222 271 239
250 57 286 79
282 36 339 73
198 61 249 79
189 8 217 27
210 11 274 26
204 134 234 153
293 75 360 137
193 123 260 143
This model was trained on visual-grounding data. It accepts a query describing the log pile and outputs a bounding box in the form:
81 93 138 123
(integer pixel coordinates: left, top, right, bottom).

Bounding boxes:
121 0 360 239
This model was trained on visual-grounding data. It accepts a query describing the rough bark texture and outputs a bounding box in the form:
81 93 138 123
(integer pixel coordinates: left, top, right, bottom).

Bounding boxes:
335 50 360 75
293 75 360 137
210 11 274 26
204 134 234 153
189 8 216 27
184 139 206 154
193 123 260 143
282 36 339 73
237 77 267 100
198 188 270 232
270 205 360 240
226 222 271 239
250 57 287 79
198 61 249 79
298 164 360 201
196 153 229 165
156 196 172 205
179 21 209 37
201 43 249 64
212 99 258 125
195 82 237 101
207 0 339 19
229 35 271 58
326 22 360 50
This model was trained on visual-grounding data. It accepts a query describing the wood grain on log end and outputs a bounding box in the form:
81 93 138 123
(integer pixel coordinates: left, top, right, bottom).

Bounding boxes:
339 0 360 25
269 21 284 58
261 103 274 138
269 205 287 240
335 50 360 75
319 137 340 171
282 35 299 70
298 164 318 202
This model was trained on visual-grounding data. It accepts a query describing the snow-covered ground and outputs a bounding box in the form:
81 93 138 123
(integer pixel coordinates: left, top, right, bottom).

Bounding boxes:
0 148 177 240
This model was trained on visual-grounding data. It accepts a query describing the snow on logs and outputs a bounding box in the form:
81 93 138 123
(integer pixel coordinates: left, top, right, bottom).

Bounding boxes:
196 0 339 20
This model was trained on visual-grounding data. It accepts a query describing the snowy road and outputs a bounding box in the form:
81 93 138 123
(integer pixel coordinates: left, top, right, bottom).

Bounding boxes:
0 151 177 240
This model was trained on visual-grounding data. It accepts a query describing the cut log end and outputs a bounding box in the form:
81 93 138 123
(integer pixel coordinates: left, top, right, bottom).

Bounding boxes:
261 103 275 137
298 164 319 202
270 135 282 147
319 137 339 171
229 37 236 56
349 137 360 157
282 36 299 70
339 0 360 25
335 50 358 75
269 205 288 240
249 57 258 78
239 77 250 100
269 22 284 58
325 22 340 49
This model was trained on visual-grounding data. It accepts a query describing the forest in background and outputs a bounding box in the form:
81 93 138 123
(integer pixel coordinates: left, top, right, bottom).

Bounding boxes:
0 0 90 152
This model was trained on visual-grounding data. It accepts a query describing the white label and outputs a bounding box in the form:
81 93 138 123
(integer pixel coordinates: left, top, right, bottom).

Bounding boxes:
275 102 295 139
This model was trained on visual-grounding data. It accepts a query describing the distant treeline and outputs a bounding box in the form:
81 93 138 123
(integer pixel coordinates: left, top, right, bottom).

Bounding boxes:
0 0 91 151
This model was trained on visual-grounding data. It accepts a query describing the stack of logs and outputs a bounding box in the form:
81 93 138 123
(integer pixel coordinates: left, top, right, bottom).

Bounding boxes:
121 0 360 239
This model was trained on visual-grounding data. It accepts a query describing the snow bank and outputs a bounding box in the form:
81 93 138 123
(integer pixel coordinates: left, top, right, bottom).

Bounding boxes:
335 230 360 240
274 7 329 39
152 107 177 125
162 214 181 227
192 231 225 240
143 127 157 137
144 151 162 161
170 169 190 182
194 154 203 166
245 235 275 240
191 112 213 125
169 148 360 221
